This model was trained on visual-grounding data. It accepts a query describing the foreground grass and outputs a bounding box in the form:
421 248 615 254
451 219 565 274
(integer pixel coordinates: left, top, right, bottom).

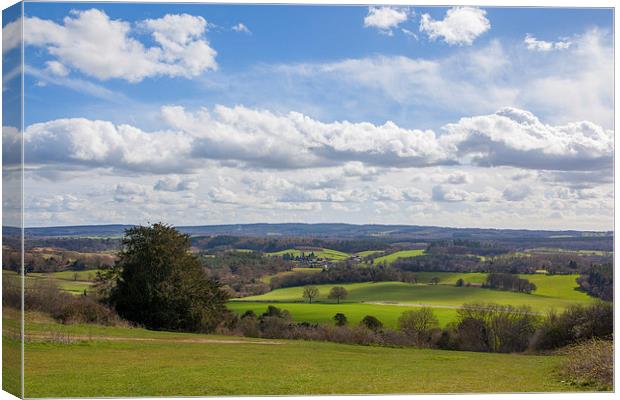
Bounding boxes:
15 314 575 397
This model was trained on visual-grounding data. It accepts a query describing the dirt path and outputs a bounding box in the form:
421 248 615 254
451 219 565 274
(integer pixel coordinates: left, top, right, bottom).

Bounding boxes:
23 332 284 345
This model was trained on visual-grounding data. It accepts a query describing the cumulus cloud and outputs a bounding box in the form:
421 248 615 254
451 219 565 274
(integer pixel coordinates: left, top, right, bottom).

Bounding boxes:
208 187 239 204
23 105 613 175
524 34 571 51
18 9 217 82
502 185 531 201
114 182 148 203
45 60 69 77
419 6 490 45
441 171 471 184
232 23 251 34
364 6 409 35
440 107 613 171
154 176 198 192
160 104 449 169
432 185 470 202
24 117 194 173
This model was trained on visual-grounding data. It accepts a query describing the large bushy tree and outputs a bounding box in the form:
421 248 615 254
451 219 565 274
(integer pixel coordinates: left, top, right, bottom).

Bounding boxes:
107 223 229 332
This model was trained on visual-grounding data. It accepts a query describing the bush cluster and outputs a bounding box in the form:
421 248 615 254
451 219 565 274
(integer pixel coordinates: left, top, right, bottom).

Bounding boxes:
3 275 121 326
222 302 613 355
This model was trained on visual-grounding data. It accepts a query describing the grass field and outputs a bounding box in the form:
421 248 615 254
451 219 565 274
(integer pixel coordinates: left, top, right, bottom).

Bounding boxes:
266 248 351 260
232 274 597 327
9 310 576 397
355 250 385 257
4 269 100 295
228 301 459 327
373 249 425 265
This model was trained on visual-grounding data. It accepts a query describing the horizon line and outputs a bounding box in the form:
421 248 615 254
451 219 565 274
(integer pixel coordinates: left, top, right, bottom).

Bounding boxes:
5 222 614 234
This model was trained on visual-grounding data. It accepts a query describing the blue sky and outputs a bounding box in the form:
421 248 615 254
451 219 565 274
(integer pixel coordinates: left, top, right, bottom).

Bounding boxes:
2 3 614 229
22 3 613 128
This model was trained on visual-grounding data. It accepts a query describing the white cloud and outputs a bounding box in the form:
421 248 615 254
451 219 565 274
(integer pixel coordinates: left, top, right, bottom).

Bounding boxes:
440 107 613 171
160 104 449 169
441 171 471 185
154 176 198 192
2 18 21 54
502 185 531 201
364 6 409 35
519 29 612 128
24 117 194 173
114 182 148 203
21 9 217 82
232 23 251 34
45 60 69 77
299 49 517 116
23 105 613 175
208 187 240 204
419 6 490 45
524 34 571 51
401 28 418 39
432 185 470 202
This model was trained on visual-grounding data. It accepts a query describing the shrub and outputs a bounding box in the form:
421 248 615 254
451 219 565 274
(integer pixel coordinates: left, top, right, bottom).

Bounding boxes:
398 308 440 347
237 314 260 337
333 313 348 327
529 302 613 351
455 278 464 287
361 315 383 332
455 303 539 353
559 339 613 390
3 274 123 326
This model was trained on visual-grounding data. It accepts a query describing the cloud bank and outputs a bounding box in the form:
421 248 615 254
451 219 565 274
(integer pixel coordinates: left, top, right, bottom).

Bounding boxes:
24 105 612 174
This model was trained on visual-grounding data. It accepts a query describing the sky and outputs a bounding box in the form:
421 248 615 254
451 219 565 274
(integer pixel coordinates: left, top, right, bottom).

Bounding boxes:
1 2 614 230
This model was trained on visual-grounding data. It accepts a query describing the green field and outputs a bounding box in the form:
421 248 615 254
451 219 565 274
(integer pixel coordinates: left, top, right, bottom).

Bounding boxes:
355 250 385 257
267 248 351 260
232 274 596 327
373 249 425 265
10 310 576 397
228 301 459 327
4 270 100 295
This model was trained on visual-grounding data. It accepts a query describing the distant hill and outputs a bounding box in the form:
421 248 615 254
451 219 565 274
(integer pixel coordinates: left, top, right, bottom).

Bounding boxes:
14 223 613 241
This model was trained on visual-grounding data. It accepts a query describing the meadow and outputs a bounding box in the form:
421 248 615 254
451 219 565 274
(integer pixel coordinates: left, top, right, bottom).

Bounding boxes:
266 248 351 260
230 273 596 327
4 269 99 295
372 249 425 265
10 310 576 397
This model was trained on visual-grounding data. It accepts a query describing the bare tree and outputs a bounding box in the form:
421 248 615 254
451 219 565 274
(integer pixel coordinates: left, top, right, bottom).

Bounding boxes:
302 286 320 304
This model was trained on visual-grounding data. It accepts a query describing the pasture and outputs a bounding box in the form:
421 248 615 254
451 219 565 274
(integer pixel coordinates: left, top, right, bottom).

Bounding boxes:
13 310 574 397
372 249 425 265
232 274 597 327
4 269 99 295
266 248 350 260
